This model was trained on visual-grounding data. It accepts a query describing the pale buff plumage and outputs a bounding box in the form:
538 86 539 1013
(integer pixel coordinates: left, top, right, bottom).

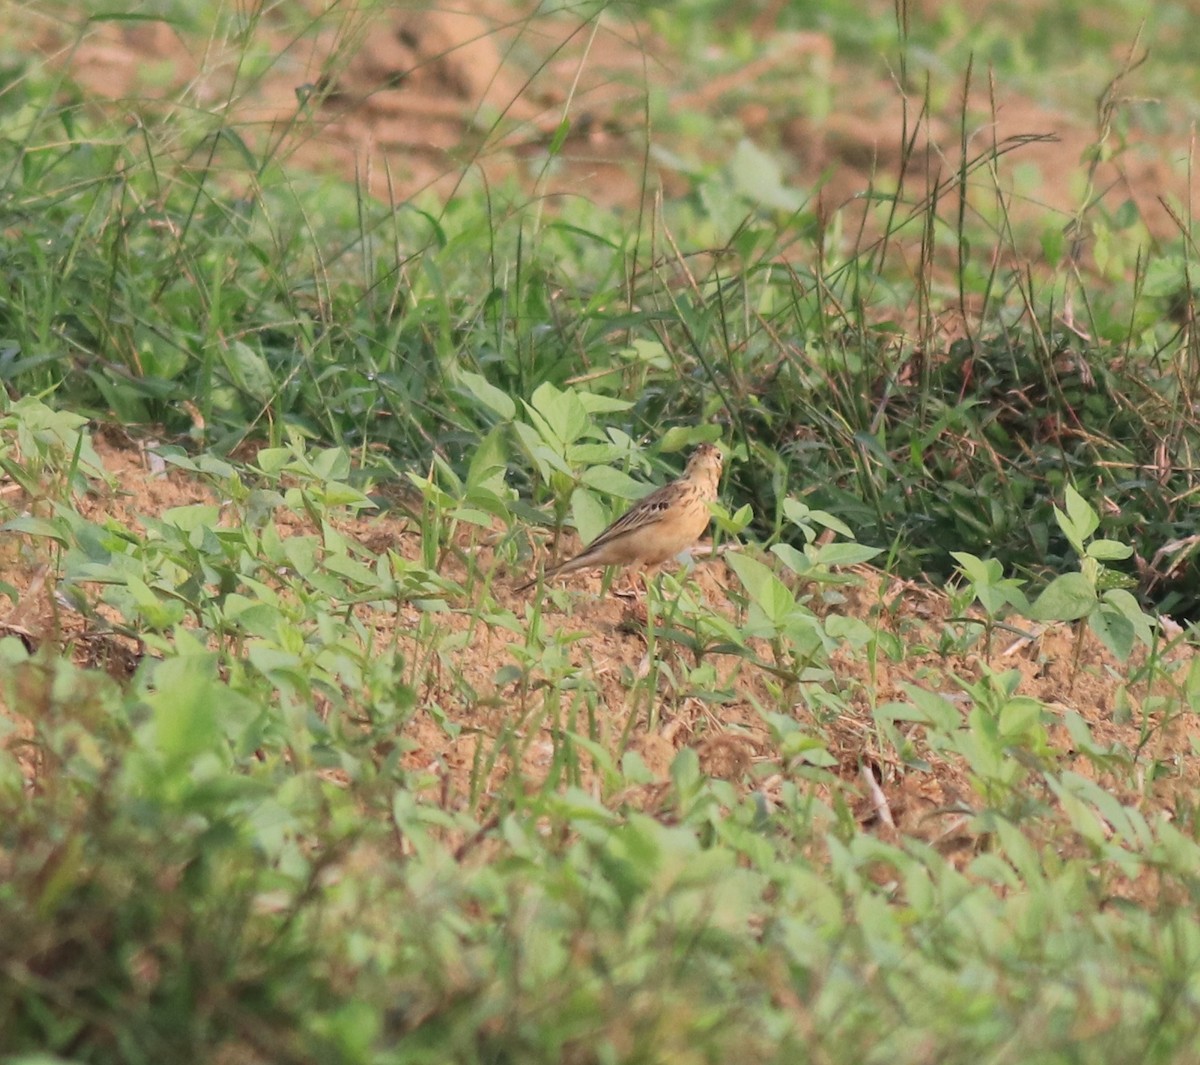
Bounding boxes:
516 443 724 592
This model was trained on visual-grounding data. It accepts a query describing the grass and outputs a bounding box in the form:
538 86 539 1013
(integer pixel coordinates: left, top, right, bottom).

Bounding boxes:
3 0 1200 1061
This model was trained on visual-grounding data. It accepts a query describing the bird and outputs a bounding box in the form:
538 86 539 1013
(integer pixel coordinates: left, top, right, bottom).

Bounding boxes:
515 442 724 593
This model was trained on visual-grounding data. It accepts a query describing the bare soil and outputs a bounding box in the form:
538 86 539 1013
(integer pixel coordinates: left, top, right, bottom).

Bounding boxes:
4 437 1199 906
27 4 1199 242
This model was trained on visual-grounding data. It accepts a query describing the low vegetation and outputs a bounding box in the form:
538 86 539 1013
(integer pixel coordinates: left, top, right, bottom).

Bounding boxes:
3 1 1200 1061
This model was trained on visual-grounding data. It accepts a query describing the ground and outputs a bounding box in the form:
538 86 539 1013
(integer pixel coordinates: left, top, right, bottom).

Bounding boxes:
38 4 1200 240
5 4 1200 893
4 434 1198 903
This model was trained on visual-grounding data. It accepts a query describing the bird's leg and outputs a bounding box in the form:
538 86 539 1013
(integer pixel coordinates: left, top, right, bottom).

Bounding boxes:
611 564 659 599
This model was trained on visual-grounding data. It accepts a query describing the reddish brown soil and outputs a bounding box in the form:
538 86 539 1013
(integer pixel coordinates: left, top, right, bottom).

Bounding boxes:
5 6 1199 901
4 437 1199 907
24 4 1198 245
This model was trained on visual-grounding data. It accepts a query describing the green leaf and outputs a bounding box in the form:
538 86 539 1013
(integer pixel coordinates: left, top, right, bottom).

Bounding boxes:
730 138 804 212
621 750 657 784
997 697 1044 739
2 515 69 543
160 504 221 532
1085 538 1133 562
1041 222 1065 265
784 498 854 538
574 392 632 415
525 382 590 451
580 464 650 500
894 685 962 731
324 552 379 585
724 502 753 533
770 543 810 576
621 340 672 370
669 747 702 799
659 425 706 452
547 116 571 155
570 487 606 547
1057 485 1099 550
1029 572 1097 622
283 534 318 575
125 574 186 629
255 447 292 475
951 550 1000 585
1101 587 1154 645
145 653 222 768
310 446 352 482
725 553 795 628
1090 605 1135 662
458 370 516 420
547 786 616 823
222 340 274 402
809 542 881 567
314 482 374 510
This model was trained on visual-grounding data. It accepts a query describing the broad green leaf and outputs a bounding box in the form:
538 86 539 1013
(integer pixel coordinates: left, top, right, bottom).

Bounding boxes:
621 750 657 784
580 464 650 500
1090 605 1135 662
725 552 795 627
778 731 837 765
526 382 590 449
309 446 352 481
2 515 69 543
1057 484 1099 550
219 593 278 636
810 542 881 567
124 574 186 629
570 486 606 547
323 552 379 585
997 697 1044 738
669 747 701 799
255 447 292 475
574 392 632 415
1085 538 1133 561
722 502 753 533
159 504 220 532
145 653 222 768
770 542 810 576
1029 572 1096 621
465 426 512 495
659 425 717 452
312 482 374 510
567 442 623 466
1101 587 1154 645
621 339 671 370
222 340 274 401
282 534 318 575
895 685 962 732
951 550 1000 585
546 786 616 823
730 138 804 212
824 613 873 649
458 369 516 420
784 498 854 538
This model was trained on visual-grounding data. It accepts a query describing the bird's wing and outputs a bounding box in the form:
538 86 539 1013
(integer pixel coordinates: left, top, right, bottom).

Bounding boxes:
582 480 683 551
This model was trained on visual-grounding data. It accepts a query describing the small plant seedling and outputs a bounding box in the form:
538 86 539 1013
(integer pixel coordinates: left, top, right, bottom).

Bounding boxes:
1028 485 1154 670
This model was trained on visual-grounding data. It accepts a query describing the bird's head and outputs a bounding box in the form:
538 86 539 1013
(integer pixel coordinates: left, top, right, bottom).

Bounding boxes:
685 442 724 481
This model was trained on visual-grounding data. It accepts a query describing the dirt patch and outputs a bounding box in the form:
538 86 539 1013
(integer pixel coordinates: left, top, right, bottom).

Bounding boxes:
24 4 1198 254
3 436 1198 903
